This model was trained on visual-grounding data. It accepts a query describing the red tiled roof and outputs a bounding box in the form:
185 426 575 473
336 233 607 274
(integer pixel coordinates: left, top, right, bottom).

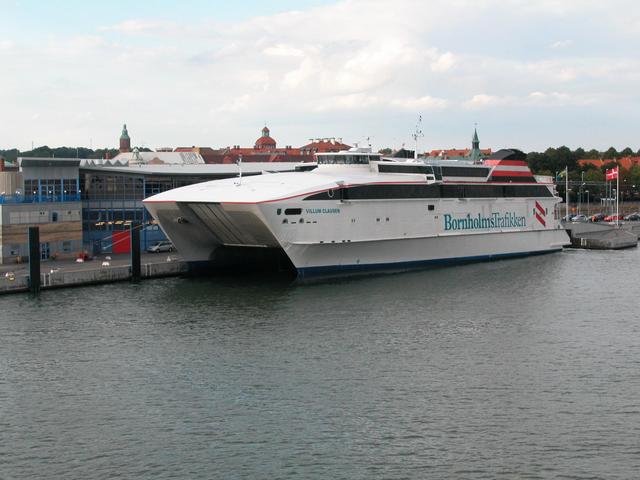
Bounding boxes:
255 136 277 148
301 139 351 153
578 157 640 170
427 148 492 157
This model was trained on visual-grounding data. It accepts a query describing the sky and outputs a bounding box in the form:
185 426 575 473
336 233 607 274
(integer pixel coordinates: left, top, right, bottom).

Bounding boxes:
1 0 639 153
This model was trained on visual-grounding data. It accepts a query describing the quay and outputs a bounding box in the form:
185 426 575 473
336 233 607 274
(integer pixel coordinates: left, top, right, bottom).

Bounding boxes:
0 252 187 294
562 221 639 250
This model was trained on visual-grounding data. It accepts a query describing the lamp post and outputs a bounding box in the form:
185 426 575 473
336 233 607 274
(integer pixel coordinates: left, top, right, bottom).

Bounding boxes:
585 190 590 216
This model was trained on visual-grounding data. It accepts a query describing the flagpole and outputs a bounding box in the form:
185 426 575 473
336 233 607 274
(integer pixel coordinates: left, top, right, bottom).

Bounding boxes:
565 166 569 220
616 167 619 227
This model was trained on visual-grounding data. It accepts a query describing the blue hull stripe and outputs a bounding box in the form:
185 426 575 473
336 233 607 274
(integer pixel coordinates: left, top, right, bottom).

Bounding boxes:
296 248 562 279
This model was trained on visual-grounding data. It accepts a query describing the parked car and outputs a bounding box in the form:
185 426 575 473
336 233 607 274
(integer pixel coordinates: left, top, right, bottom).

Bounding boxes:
570 214 589 222
604 215 624 222
589 213 607 222
624 213 640 221
147 240 174 253
561 214 575 222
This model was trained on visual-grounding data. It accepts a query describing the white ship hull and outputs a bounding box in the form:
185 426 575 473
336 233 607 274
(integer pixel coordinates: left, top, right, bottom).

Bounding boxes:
286 229 566 278
144 194 569 279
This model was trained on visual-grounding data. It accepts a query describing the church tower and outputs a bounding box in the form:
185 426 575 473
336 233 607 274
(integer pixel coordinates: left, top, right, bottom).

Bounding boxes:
470 127 481 163
254 125 277 150
119 124 131 153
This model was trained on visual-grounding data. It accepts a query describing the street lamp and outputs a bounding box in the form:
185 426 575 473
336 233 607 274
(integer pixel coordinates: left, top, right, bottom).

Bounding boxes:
585 190 590 216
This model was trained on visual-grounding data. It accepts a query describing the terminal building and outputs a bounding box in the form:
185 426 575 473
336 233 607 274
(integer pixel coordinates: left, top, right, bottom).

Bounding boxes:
0 157 82 263
0 124 419 264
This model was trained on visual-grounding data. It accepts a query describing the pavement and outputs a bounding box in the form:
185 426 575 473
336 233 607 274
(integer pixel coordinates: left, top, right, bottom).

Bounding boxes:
0 252 183 276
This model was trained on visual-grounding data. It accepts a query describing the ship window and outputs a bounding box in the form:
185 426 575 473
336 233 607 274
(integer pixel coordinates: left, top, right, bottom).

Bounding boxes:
440 167 490 177
428 205 435 211
277 209 281 215
284 208 302 215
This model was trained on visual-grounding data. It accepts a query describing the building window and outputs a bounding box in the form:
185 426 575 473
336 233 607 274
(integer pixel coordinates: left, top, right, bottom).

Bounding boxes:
62 241 71 252
52 212 58 222
40 242 50 260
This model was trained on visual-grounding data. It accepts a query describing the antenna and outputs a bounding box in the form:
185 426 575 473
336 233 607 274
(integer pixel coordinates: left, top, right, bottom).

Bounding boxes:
412 115 424 160
235 154 243 186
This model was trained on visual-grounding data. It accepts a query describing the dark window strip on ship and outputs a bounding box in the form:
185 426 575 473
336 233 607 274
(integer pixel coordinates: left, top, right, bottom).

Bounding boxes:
377 164 434 175
303 183 552 201
377 164 491 178
440 166 491 178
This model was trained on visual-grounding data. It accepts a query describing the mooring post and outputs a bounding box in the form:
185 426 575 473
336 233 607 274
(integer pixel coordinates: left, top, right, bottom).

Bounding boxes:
28 226 40 293
130 222 141 282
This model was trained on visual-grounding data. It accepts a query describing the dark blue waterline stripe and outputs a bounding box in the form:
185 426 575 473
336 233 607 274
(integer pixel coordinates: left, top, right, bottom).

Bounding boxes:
296 248 562 279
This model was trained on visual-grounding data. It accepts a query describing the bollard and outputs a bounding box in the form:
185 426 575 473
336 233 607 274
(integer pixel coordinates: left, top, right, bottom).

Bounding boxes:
28 226 40 293
130 223 141 282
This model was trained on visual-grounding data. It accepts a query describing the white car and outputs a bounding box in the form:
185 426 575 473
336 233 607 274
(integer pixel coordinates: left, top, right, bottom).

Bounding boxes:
147 240 174 253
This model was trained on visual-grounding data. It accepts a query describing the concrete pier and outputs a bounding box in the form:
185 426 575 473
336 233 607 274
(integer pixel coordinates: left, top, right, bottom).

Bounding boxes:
562 221 639 250
0 253 188 294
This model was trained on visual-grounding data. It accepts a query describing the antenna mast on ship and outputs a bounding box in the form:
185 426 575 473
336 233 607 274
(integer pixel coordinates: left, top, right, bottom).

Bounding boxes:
235 154 243 186
412 115 424 160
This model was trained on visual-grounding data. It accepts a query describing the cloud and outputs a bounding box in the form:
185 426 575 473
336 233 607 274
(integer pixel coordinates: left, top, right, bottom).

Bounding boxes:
550 39 573 49
99 19 178 35
215 94 251 113
464 94 511 109
263 44 306 58
391 96 449 111
2 0 640 151
464 91 601 109
430 52 456 72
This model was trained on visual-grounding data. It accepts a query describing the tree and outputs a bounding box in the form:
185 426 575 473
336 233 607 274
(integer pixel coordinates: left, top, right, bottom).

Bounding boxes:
378 148 392 155
620 147 634 156
603 147 619 159
584 149 601 159
0 148 20 162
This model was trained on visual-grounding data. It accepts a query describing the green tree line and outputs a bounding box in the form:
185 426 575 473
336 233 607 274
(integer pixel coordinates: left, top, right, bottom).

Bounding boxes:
0 145 152 163
525 145 639 175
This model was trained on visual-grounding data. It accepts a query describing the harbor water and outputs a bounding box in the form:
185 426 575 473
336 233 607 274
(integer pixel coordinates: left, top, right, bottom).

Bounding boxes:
1 248 640 479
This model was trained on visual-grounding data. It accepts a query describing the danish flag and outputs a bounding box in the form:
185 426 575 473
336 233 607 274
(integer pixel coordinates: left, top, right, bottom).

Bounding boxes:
606 167 619 181
534 201 546 226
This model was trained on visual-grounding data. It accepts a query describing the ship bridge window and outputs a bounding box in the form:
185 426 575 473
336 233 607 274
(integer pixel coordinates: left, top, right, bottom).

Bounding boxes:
316 154 371 165
285 208 302 215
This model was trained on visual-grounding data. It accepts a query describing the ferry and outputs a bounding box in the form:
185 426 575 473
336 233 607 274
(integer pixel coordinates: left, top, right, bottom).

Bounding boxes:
143 148 570 279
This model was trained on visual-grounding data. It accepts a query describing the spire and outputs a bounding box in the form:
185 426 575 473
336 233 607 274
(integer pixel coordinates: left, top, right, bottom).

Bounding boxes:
470 125 481 163
262 125 270 138
119 123 131 153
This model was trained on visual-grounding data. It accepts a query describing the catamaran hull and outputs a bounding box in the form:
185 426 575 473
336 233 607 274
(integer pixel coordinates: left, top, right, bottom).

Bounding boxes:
286 229 567 279
145 199 568 279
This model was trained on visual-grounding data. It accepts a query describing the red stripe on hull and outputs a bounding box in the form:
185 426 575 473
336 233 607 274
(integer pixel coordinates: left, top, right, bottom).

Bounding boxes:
484 160 529 167
490 171 534 177
534 212 546 226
